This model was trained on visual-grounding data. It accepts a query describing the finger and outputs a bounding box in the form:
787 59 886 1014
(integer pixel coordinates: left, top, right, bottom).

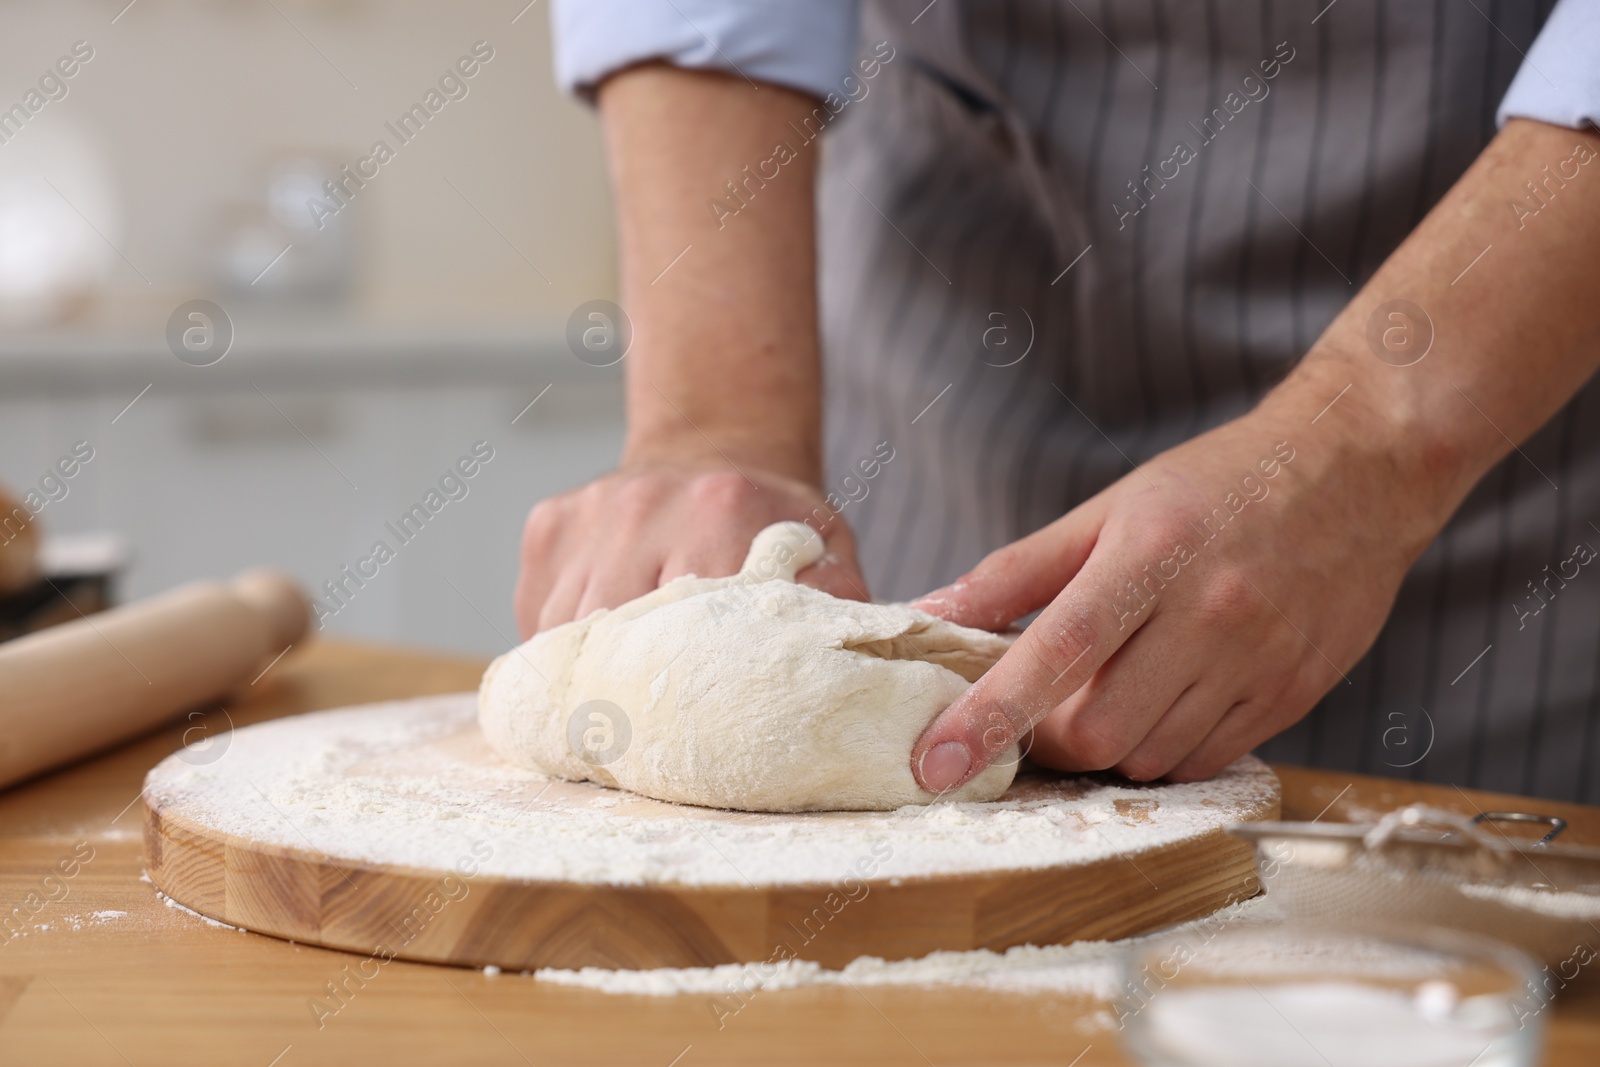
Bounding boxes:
798 553 872 602
515 564 548 641
1164 667 1323 781
1025 613 1204 774
911 497 1107 631
1163 699 1277 783
797 524 870 602
574 550 664 619
1111 680 1241 782
515 504 567 639
659 529 758 584
537 565 590 633
911 521 1153 793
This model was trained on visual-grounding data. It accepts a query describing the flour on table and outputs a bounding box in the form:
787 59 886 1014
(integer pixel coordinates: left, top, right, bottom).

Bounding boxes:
155 889 244 931
478 522 1019 812
535 897 1277 998
56 909 128 932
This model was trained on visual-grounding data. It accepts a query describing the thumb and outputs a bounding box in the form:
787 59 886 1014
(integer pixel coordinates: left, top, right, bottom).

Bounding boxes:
911 502 1138 795
910 499 1106 631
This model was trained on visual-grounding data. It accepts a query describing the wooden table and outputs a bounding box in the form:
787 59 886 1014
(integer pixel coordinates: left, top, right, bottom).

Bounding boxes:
2 640 1596 1066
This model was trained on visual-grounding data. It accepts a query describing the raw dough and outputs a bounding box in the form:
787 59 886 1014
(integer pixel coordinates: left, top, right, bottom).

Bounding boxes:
478 522 1019 812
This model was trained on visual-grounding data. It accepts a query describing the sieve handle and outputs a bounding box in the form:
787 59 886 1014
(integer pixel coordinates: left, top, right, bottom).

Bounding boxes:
1471 810 1567 847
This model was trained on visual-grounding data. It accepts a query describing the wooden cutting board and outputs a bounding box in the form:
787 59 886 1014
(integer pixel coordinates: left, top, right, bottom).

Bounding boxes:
144 694 1279 971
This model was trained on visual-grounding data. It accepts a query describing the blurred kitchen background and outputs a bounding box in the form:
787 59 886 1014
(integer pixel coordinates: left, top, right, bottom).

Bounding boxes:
0 0 624 653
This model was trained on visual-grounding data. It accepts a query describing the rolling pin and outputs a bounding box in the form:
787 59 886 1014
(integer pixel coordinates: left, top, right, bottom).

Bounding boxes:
0 569 310 790
0 484 40 595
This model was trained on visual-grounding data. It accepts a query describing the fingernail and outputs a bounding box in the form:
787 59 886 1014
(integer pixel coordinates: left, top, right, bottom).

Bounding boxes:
919 741 973 793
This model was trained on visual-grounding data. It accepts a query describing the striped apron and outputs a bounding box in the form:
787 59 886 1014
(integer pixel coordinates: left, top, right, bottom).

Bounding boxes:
818 0 1600 802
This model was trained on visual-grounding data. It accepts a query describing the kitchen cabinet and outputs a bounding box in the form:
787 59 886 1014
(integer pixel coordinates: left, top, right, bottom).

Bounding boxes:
0 324 623 654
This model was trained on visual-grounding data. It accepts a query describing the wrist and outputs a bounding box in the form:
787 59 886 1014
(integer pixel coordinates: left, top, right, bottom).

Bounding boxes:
1255 352 1472 567
622 425 821 487
1253 118 1600 567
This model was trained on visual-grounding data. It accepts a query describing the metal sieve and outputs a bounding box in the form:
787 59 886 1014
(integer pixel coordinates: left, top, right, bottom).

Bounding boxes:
1228 806 1600 965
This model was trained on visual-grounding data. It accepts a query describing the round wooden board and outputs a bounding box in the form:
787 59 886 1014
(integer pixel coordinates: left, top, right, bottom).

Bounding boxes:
144 695 1280 971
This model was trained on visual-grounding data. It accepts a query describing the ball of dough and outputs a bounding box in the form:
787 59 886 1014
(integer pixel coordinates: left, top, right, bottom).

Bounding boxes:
478 522 1019 812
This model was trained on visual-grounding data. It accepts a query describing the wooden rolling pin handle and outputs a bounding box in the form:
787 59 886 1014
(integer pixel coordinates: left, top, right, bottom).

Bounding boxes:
0 569 312 791
231 569 312 651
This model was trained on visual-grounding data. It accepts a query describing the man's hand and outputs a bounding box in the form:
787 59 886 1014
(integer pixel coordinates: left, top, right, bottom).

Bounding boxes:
909 384 1415 789
515 463 866 636
515 65 845 637
910 118 1600 792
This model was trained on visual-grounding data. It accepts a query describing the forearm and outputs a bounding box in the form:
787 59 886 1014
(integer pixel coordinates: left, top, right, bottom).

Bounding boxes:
1266 118 1600 560
597 64 825 484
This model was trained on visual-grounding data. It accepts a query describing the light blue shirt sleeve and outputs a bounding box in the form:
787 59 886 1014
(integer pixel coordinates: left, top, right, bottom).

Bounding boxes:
551 0 860 102
1498 0 1600 129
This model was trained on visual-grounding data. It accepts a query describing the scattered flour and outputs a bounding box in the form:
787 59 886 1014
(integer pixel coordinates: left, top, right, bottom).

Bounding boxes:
142 694 1279 889
51 909 129 932
95 826 141 842
7 909 131 939
155 890 245 932
534 898 1275 998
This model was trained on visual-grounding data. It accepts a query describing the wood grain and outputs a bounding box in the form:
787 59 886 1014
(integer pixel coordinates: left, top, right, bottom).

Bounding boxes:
1 640 1595 1067
142 702 1278 970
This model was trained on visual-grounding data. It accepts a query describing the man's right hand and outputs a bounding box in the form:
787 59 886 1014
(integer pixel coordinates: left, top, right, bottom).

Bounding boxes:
514 463 867 637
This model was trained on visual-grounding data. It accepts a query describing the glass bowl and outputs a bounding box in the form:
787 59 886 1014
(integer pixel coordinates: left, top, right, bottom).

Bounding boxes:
1117 921 1545 1067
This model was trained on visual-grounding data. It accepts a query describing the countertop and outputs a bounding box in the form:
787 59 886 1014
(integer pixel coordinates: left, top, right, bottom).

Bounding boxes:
1 640 1596 1066
0 321 602 394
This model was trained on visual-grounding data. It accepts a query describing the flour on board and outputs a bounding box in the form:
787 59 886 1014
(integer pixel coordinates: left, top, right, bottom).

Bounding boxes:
144 694 1279 889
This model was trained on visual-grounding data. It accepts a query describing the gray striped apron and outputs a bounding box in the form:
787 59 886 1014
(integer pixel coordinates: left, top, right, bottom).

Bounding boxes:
818 0 1600 802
